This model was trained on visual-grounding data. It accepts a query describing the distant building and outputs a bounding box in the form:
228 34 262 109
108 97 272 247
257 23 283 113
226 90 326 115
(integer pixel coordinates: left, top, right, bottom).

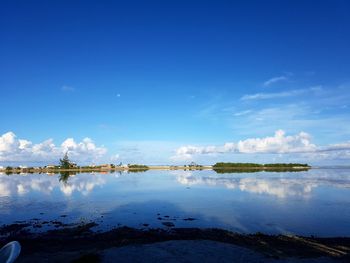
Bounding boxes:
46 165 56 169
100 164 112 170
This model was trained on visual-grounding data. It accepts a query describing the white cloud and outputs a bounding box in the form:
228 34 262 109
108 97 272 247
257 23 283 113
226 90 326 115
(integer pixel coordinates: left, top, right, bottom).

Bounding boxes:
0 132 17 152
172 130 316 160
240 86 327 101
0 132 107 164
320 142 350 152
241 89 306 100
235 130 316 153
233 110 252 116
172 130 350 161
171 145 220 161
301 142 350 161
263 76 288 87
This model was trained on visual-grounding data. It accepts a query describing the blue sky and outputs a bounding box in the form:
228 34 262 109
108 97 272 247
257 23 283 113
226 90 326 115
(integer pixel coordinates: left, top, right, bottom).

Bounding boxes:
1 0 350 165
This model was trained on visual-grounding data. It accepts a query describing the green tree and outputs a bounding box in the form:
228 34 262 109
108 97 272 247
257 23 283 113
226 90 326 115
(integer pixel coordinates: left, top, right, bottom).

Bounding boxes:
59 152 71 169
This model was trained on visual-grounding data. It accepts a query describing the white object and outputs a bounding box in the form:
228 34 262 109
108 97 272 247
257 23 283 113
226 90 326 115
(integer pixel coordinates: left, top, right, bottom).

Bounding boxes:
0 241 21 263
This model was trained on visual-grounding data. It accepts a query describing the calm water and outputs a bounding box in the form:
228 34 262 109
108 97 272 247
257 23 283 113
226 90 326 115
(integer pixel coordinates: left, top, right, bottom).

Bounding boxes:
0 169 350 237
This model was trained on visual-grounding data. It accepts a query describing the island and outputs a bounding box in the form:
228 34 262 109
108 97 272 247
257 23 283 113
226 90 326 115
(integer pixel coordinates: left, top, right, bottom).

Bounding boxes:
0 153 312 174
212 162 310 173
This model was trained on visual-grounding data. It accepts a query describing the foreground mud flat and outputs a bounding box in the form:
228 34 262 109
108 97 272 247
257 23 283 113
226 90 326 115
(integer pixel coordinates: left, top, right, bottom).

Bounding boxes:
1 221 350 262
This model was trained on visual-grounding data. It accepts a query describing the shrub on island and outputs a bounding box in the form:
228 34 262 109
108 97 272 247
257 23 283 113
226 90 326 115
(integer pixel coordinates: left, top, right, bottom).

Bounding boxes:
213 162 310 168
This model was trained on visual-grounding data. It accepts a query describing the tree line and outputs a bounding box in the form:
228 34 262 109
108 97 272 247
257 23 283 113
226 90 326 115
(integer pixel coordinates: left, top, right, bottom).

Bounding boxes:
213 162 310 168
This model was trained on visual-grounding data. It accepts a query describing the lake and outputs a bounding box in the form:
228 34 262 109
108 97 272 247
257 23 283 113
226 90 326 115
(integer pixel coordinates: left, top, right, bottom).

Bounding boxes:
0 168 349 237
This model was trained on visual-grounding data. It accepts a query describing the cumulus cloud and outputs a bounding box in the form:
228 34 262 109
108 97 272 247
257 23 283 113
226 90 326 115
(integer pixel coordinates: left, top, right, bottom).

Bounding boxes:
172 130 350 161
235 130 316 153
172 145 223 160
301 142 350 161
0 132 107 164
263 76 288 87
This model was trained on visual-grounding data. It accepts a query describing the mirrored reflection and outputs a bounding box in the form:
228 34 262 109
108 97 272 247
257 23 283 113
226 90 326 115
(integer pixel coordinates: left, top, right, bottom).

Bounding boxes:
174 169 350 198
59 171 75 184
126 169 149 173
213 168 310 173
1 169 350 199
0 172 108 197
0 169 350 237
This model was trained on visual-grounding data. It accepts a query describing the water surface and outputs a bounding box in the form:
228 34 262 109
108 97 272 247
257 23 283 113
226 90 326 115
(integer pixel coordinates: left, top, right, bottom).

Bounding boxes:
0 169 349 237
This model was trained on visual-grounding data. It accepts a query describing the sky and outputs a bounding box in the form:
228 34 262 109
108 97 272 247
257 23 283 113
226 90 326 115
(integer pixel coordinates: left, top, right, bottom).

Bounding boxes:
1 0 350 166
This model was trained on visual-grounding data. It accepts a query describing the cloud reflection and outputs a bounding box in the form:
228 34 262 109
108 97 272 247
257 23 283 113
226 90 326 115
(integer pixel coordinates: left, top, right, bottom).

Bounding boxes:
0 173 107 197
1 170 350 199
173 170 350 198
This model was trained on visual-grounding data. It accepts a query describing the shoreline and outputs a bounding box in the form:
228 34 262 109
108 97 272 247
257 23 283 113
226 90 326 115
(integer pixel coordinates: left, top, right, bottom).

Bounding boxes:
1 223 349 262
0 165 311 174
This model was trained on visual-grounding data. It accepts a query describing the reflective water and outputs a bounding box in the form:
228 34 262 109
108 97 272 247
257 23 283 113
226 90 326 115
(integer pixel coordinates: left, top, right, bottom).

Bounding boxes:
0 169 350 237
